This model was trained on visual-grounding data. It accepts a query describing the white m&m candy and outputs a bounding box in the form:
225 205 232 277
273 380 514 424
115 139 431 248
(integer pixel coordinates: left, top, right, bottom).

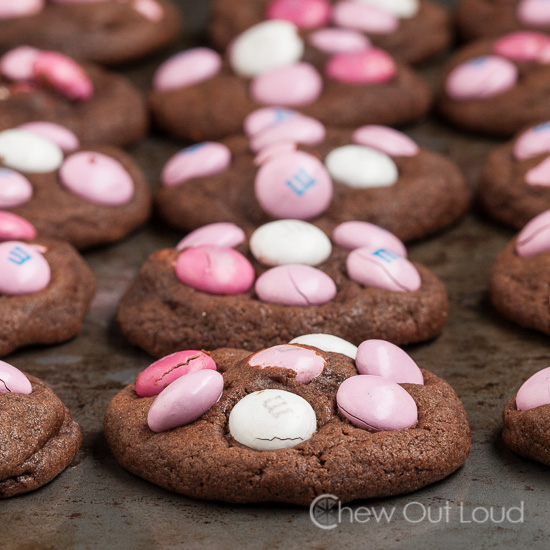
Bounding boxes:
0 129 63 173
355 0 419 18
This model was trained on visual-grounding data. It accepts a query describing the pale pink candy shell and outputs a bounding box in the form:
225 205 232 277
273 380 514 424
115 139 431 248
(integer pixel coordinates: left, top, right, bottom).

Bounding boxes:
516 209 550 256
514 122 550 159
337 374 418 431
0 0 44 20
18 122 79 153
254 150 333 219
175 245 255 295
266 0 331 29
516 366 550 410
244 107 300 136
60 151 134 206
0 46 40 81
0 212 37 242
517 0 550 27
136 350 217 397
332 1 399 34
255 264 337 306
176 223 246 250
249 116 326 152
0 240 50 295
355 339 424 384
525 156 550 186
251 62 323 106
332 221 407 256
0 168 33 208
325 49 396 84
346 247 421 292
445 56 518 100
133 0 164 22
254 142 297 165
147 369 224 432
153 48 222 91
493 31 550 63
161 142 231 187
248 344 326 383
352 125 419 157
0 360 32 394
308 28 371 54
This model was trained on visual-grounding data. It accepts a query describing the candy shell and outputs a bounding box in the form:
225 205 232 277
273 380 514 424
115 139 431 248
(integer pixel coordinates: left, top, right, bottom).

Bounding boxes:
0 46 40 81
517 0 550 27
493 31 550 63
325 49 397 84
266 0 331 29
289 334 357 359
337 374 417 431
516 366 550 411
228 389 317 451
0 0 44 20
244 107 299 136
514 122 550 159
18 121 79 152
0 240 50 295
346 247 421 292
525 156 550 186
254 142 297 165
0 129 63 173
332 1 399 34
0 168 33 208
515 209 550 256
0 360 32 394
248 344 326 383
352 125 419 157
176 223 245 250
355 0 419 18
355 339 424 384
332 221 407 256
133 0 164 22
0 212 36 241
147 369 224 433
308 28 371 54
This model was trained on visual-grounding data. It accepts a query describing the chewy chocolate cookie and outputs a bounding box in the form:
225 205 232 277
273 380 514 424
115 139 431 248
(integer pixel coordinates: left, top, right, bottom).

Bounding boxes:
104 343 470 505
1 366 82 498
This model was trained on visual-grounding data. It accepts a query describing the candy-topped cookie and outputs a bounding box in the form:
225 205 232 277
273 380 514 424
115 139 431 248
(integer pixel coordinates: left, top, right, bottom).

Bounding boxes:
117 220 448 357
437 32 550 137
456 0 550 42
104 339 470 504
0 46 148 146
0 0 182 66
149 21 432 142
0 360 82 498
156 111 469 243
0 123 151 249
209 0 452 65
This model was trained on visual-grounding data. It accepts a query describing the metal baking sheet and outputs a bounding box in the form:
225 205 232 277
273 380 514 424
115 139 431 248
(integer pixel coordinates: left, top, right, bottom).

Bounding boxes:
4 1 550 548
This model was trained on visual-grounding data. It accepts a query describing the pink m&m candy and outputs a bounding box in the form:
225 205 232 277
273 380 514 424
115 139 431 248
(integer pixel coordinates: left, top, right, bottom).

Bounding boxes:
266 0 331 29
0 0 44 19
525 156 550 186
308 28 371 54
60 151 134 206
254 150 332 219
0 46 40 81
352 125 419 157
17 122 79 153
0 360 32 394
516 210 550 256
248 344 326 383
445 56 518 100
254 142 297 165
514 122 550 159
0 212 36 242
516 366 550 411
136 350 217 397
176 223 245 250
161 142 231 187
251 62 323 106
0 168 33 208
133 0 164 22
244 107 299 136
325 49 396 84
346 247 421 292
355 340 424 384
255 264 337 305
332 221 407 256
332 1 399 34
337 374 418 431
493 31 550 63
517 0 550 27
0 241 50 295
147 369 224 433
175 245 255 295
153 48 222 91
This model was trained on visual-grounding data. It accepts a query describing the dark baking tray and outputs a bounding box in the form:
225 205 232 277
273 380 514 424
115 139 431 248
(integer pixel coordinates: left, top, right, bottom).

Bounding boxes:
4 1 550 548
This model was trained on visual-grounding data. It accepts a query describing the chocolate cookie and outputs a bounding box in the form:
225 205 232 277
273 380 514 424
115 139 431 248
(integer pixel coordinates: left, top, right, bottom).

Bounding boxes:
0 0 182 66
456 0 550 42
149 21 432 142
1 366 82 498
0 125 151 249
209 0 451 65
156 117 469 243
437 32 550 137
0 47 148 146
104 344 471 505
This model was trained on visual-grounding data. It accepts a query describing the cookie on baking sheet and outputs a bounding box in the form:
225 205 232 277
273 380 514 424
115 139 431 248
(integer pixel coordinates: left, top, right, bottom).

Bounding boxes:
478 121 550 230
117 220 448 357
0 213 96 356
0 361 82 498
0 0 182 66
437 32 550 137
149 21 432 142
209 0 451 65
489 210 550 335
104 339 470 504
0 46 147 146
156 112 469 243
0 123 151 249
503 366 550 466
456 0 550 42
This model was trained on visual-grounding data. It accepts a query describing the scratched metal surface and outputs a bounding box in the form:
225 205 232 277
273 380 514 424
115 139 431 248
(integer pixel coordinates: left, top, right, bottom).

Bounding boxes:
3 1 550 548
